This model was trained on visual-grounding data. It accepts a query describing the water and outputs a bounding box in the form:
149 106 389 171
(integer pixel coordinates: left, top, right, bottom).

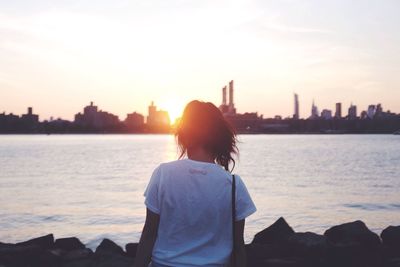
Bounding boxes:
0 134 399 249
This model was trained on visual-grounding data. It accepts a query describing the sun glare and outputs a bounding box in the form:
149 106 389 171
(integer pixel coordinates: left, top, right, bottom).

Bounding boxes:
162 98 184 125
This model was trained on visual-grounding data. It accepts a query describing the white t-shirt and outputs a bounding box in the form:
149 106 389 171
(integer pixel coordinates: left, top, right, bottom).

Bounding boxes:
144 159 257 267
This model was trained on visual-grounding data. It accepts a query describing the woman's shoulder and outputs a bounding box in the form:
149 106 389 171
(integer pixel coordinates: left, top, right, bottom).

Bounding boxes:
158 158 220 169
157 159 234 177
157 159 187 169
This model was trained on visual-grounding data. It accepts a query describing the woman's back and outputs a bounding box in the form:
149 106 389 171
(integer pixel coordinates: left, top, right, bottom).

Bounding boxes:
144 159 256 267
134 100 256 267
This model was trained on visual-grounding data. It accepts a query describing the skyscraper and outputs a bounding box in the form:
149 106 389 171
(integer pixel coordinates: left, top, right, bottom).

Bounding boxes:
310 100 319 119
228 80 235 114
293 93 299 119
335 103 342 118
147 101 170 130
367 105 376 119
219 80 236 115
222 86 227 106
348 104 357 119
321 109 332 120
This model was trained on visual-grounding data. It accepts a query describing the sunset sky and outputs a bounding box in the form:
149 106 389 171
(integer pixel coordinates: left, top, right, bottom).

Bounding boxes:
1 0 400 121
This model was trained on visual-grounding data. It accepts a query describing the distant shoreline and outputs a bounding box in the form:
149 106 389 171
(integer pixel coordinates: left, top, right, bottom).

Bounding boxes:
0 132 398 135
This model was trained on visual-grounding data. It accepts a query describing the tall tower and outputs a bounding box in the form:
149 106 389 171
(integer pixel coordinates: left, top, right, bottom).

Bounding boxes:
311 99 319 119
335 103 342 118
228 80 234 108
147 101 156 125
222 86 227 106
348 103 357 119
294 93 299 119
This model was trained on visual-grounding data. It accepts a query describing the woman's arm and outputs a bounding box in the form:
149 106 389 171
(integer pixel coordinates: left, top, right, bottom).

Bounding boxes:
233 219 247 267
133 209 160 267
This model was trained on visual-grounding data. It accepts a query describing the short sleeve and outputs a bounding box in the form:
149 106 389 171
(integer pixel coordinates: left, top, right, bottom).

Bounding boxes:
143 165 162 214
234 175 257 221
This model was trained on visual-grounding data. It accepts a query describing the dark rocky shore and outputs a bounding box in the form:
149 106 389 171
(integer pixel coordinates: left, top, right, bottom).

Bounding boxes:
1 218 399 267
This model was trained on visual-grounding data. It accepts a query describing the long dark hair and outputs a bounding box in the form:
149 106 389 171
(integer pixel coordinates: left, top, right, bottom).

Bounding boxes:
175 100 238 172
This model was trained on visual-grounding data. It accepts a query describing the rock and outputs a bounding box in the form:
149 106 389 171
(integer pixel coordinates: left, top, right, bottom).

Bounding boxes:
324 220 381 247
94 253 134 267
16 234 54 249
95 239 125 256
263 258 301 267
125 243 138 258
382 226 400 248
55 237 86 251
0 244 44 266
324 221 382 267
48 248 66 257
246 243 291 261
0 242 13 249
38 249 62 267
63 248 93 261
252 217 295 244
384 258 400 267
287 232 328 259
61 258 96 267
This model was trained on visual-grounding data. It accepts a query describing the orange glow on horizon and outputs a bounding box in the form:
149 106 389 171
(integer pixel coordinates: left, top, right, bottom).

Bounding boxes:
160 98 185 124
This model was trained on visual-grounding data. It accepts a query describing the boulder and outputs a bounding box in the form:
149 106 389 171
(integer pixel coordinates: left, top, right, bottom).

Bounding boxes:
63 248 93 261
94 253 134 267
246 243 291 263
382 226 400 248
263 258 301 267
287 232 328 259
252 217 295 244
61 258 96 267
16 234 54 249
125 243 138 258
382 226 400 259
55 237 86 251
324 220 381 247
324 221 382 267
95 239 125 256
38 249 62 267
384 258 400 267
0 244 44 266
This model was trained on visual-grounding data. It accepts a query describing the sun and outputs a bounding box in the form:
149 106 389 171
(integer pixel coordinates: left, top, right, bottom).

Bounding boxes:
161 98 184 125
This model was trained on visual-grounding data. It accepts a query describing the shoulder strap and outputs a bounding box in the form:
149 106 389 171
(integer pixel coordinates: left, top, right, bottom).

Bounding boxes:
231 174 236 266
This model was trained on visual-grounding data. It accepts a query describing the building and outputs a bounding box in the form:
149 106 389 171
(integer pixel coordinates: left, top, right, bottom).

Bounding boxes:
125 112 144 131
0 107 39 133
376 104 383 115
0 112 20 132
146 102 170 132
219 80 236 115
335 103 342 118
367 105 376 119
218 80 263 131
74 102 120 129
348 104 357 119
321 109 332 120
360 110 368 120
21 107 39 124
310 100 319 119
293 93 299 119
228 80 236 114
219 86 229 114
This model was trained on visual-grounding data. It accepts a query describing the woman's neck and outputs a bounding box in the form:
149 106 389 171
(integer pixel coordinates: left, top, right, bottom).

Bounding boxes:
187 147 215 163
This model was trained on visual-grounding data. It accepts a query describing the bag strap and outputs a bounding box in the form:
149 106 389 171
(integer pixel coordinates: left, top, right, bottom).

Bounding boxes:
231 174 236 266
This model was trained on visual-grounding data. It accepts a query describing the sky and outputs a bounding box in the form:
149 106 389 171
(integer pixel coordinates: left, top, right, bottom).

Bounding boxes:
1 0 400 121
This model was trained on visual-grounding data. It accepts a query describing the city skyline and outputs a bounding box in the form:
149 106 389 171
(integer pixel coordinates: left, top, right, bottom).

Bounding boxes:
1 1 400 120
2 91 398 123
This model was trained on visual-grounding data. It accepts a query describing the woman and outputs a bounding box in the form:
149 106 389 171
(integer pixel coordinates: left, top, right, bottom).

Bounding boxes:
134 100 256 267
